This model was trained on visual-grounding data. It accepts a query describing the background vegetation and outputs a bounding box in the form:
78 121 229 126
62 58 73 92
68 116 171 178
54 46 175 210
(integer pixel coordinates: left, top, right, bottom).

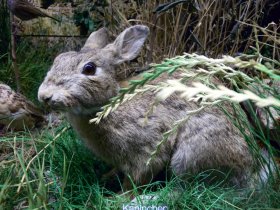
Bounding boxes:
0 0 279 209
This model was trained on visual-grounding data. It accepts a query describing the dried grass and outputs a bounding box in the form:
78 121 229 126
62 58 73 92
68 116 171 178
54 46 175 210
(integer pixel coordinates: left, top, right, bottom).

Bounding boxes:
104 0 279 63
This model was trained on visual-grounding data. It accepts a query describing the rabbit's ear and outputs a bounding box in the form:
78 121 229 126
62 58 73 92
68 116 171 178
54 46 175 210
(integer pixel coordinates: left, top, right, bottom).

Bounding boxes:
81 27 109 51
110 25 149 64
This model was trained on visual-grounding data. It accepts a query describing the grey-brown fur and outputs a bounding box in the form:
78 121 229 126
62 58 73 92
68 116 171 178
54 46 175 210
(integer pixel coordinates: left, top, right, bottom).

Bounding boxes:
38 25 255 188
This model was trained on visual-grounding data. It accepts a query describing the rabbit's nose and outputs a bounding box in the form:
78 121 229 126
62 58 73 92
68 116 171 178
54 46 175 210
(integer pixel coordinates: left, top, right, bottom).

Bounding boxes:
39 93 53 104
38 85 55 104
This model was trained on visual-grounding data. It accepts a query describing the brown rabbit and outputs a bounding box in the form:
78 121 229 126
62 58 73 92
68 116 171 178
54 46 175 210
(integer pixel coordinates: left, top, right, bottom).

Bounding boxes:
38 25 257 189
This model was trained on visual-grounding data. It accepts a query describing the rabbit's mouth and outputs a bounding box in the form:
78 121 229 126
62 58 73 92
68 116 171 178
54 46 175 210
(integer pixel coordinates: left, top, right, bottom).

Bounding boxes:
39 95 75 112
41 94 103 115
48 99 103 115
44 100 68 112
38 88 80 112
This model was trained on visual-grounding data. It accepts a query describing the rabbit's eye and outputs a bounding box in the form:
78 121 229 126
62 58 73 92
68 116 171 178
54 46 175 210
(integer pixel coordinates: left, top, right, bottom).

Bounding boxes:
82 62 97 75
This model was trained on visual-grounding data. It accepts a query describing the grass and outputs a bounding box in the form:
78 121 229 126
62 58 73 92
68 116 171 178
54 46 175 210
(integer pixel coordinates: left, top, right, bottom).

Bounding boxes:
106 0 280 62
0 124 109 209
0 124 280 209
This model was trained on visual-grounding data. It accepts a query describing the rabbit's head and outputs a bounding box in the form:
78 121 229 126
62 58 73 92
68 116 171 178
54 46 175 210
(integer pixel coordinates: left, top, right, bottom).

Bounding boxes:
38 25 149 114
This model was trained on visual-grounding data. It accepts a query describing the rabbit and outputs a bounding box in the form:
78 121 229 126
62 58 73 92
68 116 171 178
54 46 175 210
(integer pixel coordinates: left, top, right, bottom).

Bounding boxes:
38 25 257 189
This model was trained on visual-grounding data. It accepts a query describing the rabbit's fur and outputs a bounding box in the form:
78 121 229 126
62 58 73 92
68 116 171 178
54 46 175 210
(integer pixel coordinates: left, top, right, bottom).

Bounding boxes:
38 25 255 188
